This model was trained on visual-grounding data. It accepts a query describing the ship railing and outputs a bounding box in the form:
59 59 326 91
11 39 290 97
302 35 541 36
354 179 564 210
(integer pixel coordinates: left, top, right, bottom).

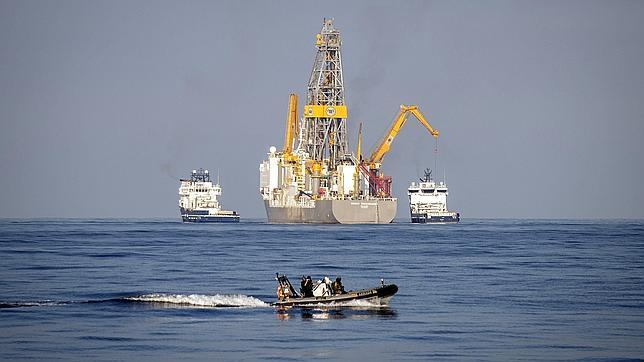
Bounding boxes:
318 195 397 201
268 199 316 208
268 195 396 207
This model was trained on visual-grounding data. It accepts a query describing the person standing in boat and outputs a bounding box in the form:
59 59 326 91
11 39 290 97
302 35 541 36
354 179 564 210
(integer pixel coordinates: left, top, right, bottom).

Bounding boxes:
300 276 306 294
311 276 332 297
277 280 290 301
323 276 332 293
300 275 313 297
332 277 345 295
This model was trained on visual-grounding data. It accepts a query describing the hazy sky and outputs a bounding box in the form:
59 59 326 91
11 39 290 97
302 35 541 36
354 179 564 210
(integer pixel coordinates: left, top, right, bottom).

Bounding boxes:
1 0 643 219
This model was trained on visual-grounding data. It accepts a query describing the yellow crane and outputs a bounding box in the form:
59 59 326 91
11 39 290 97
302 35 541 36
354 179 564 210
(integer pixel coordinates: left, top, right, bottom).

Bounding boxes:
282 93 298 155
357 105 438 197
367 104 438 171
353 122 362 198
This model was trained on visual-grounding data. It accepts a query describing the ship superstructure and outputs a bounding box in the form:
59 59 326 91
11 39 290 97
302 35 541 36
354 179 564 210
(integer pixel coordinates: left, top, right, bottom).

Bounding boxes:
259 19 397 224
179 168 239 223
407 169 459 224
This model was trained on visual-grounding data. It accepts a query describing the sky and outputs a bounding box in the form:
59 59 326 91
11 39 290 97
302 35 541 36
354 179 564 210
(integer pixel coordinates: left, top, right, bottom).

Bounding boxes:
1 0 643 219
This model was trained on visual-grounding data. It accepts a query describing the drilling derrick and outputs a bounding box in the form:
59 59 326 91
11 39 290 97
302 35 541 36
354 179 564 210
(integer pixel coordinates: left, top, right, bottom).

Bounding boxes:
259 19 398 224
299 19 348 169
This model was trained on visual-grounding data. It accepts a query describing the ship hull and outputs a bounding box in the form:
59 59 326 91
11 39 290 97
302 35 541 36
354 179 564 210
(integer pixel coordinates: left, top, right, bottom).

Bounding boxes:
181 215 240 223
411 212 460 224
264 199 397 224
180 207 240 223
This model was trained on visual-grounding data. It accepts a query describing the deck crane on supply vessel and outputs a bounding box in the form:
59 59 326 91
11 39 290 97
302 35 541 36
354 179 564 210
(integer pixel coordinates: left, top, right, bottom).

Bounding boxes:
360 105 439 197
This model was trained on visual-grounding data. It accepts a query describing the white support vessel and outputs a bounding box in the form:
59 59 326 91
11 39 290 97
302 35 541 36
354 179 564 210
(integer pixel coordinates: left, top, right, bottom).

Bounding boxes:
407 169 459 224
179 169 240 223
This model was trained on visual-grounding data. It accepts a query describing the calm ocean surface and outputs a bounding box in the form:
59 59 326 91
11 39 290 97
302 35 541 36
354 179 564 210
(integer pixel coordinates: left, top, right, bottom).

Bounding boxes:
1 219 643 360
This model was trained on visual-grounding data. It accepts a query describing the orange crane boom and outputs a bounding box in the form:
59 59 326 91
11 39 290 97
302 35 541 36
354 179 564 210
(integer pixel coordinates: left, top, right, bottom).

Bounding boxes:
367 104 438 169
358 105 438 197
283 93 298 154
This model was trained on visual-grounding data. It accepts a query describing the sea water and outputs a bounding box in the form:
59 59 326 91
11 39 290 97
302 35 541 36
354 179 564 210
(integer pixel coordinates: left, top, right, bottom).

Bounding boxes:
1 219 643 360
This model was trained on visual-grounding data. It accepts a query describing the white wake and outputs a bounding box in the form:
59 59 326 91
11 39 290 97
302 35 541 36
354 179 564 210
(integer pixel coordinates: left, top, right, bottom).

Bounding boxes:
124 293 270 308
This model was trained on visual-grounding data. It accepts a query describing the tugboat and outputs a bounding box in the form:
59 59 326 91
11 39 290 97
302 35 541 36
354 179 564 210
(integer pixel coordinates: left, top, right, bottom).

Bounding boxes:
407 169 460 224
178 168 240 223
273 274 398 307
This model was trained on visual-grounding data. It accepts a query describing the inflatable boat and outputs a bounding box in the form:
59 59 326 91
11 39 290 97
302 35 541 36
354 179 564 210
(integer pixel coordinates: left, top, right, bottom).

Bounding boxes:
273 274 398 307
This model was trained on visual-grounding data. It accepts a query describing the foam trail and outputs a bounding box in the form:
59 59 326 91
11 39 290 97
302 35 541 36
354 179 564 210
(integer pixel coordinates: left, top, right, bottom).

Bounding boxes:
1 295 385 310
0 301 68 309
124 293 270 308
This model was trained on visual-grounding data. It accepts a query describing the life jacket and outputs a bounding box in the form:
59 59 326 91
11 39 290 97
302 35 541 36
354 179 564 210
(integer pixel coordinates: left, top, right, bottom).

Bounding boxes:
276 284 290 300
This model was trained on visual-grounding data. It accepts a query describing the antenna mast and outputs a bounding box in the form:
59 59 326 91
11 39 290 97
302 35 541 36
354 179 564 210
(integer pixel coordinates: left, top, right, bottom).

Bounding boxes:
434 137 438 180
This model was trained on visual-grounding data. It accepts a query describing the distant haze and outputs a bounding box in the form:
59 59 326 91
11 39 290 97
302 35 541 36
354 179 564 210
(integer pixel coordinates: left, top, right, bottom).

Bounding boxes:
1 1 643 219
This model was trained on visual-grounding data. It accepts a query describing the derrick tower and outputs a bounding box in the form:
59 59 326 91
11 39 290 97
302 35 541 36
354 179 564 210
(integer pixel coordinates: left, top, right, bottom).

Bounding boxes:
299 19 348 170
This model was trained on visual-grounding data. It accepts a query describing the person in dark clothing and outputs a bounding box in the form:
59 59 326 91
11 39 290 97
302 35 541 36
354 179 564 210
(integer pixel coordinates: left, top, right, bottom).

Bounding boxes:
332 277 345 294
300 275 307 295
300 275 313 297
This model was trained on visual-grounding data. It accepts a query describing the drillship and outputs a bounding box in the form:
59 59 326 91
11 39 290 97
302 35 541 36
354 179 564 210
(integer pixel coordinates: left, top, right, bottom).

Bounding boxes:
408 169 460 224
179 168 240 223
259 19 441 224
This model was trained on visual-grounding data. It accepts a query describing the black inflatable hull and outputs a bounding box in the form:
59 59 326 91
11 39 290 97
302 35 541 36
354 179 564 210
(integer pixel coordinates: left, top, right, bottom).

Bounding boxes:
274 284 398 307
